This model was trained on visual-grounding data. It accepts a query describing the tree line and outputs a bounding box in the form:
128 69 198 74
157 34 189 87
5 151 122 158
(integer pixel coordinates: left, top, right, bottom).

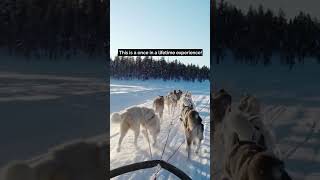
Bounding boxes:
213 0 320 68
110 56 210 82
0 0 107 59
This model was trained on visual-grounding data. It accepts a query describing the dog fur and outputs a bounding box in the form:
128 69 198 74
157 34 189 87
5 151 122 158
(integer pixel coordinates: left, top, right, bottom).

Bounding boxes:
111 106 161 152
238 94 281 158
153 95 164 119
212 89 232 124
165 91 179 115
223 134 291 180
222 108 259 155
180 104 204 159
176 90 183 100
180 91 194 109
239 94 261 116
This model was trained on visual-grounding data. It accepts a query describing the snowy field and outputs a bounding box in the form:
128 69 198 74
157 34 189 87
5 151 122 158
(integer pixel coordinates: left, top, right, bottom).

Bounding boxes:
110 79 210 180
0 58 107 167
213 59 320 180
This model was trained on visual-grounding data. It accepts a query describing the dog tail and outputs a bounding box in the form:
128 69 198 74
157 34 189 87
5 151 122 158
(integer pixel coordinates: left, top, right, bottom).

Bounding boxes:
110 112 122 123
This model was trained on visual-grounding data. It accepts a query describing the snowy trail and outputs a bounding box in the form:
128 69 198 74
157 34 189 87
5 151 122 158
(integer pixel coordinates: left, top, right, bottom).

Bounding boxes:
269 105 320 180
110 80 210 180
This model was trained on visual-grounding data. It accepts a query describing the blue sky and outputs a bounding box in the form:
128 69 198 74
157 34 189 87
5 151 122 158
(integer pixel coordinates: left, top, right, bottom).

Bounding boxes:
111 0 210 67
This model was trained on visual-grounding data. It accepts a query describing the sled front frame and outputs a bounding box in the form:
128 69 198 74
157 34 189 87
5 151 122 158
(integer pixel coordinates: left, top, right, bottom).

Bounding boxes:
110 160 192 180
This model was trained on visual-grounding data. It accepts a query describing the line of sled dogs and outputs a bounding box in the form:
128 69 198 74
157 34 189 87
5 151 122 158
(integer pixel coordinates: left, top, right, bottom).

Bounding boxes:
111 90 204 159
212 89 292 180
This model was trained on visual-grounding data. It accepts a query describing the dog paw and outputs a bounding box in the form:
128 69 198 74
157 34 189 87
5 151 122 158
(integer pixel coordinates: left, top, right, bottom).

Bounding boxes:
116 147 121 152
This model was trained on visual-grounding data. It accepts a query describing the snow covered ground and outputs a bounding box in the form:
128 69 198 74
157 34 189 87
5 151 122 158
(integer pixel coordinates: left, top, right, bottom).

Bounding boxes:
0 58 107 167
110 79 210 180
213 59 320 180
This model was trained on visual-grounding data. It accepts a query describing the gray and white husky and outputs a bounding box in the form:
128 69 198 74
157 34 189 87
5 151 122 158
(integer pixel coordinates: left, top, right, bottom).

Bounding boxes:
180 100 204 159
179 91 194 109
111 106 160 152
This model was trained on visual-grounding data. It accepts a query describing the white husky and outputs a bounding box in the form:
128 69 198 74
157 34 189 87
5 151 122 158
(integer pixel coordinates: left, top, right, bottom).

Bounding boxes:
223 95 281 159
111 106 161 152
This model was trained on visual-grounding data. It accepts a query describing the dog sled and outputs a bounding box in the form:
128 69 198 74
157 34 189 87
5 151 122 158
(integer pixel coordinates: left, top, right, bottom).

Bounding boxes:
110 160 192 180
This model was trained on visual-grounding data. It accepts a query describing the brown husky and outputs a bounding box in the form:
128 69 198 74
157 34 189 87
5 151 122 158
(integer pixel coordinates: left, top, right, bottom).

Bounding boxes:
180 105 204 159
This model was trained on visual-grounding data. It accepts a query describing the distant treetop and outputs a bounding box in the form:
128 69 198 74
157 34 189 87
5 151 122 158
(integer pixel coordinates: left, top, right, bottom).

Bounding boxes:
0 0 107 59
212 0 320 68
110 56 209 82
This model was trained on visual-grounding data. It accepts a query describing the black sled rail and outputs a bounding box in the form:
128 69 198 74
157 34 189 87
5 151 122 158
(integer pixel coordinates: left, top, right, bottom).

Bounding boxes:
110 160 192 180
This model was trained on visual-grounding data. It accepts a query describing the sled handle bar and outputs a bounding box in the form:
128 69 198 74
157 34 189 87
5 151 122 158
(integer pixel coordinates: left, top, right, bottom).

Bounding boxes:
110 160 192 180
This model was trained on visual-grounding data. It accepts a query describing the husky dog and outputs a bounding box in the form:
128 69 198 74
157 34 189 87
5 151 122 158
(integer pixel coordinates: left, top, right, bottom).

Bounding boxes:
180 103 204 159
165 91 178 115
180 91 194 109
222 109 261 157
179 91 194 107
222 95 273 156
153 95 164 119
212 89 232 124
111 106 161 152
238 94 281 158
222 134 292 180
